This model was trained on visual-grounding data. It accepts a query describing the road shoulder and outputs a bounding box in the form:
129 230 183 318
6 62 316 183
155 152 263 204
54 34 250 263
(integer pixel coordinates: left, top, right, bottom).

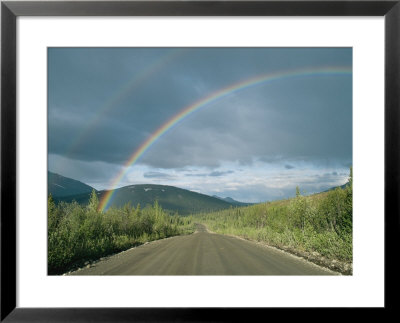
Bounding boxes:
202 224 348 275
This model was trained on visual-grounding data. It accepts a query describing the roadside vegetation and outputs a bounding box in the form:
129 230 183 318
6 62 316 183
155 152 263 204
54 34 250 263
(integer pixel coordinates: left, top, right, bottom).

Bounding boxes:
48 169 352 275
194 168 353 274
48 191 194 275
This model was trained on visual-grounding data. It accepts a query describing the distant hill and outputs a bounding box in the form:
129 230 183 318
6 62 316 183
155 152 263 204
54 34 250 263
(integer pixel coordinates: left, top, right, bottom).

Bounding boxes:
323 182 350 193
54 183 236 215
108 184 237 214
48 171 95 197
52 191 97 205
212 195 253 206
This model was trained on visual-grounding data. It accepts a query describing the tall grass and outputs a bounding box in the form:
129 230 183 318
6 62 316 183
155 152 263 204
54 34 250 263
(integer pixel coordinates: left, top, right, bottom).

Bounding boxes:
48 191 194 274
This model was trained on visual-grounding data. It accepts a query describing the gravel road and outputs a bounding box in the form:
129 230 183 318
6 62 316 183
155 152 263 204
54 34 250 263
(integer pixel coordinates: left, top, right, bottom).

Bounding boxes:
69 224 337 275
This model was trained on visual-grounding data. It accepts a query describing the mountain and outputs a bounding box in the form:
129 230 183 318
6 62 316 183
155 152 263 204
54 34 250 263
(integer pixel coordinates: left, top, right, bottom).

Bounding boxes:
54 183 236 215
212 195 253 206
48 171 95 197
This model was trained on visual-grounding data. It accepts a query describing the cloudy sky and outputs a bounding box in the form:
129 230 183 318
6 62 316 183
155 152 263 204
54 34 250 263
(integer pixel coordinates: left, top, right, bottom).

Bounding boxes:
48 47 352 203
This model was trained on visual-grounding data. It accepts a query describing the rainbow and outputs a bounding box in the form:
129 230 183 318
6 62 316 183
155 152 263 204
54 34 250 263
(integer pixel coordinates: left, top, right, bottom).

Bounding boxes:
98 66 351 211
65 49 186 156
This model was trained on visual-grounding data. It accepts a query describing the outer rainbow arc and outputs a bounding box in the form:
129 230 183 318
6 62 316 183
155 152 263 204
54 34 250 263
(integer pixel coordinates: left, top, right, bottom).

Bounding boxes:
64 49 186 157
98 66 352 212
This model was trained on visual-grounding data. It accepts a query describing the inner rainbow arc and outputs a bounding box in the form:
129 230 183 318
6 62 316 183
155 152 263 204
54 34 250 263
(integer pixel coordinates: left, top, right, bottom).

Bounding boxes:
98 66 352 212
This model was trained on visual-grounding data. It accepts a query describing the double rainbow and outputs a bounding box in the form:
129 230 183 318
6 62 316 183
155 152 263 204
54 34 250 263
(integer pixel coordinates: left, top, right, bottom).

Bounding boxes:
98 66 352 212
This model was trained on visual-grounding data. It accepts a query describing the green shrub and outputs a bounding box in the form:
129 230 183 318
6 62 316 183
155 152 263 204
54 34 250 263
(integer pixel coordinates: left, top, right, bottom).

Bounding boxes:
194 168 353 264
48 194 194 274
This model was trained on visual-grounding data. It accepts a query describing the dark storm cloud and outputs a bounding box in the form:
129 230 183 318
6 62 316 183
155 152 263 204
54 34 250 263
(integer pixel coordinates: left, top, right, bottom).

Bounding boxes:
185 173 208 177
184 170 234 177
209 170 234 177
319 172 343 182
143 172 174 179
49 48 352 174
139 76 352 169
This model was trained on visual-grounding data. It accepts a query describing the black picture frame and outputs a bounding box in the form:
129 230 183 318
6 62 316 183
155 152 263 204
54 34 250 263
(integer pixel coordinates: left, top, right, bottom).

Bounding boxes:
1 0 398 321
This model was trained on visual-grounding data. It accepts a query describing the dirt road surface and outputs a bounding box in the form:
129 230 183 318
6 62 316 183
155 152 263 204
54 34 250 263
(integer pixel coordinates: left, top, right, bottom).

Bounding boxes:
69 224 337 275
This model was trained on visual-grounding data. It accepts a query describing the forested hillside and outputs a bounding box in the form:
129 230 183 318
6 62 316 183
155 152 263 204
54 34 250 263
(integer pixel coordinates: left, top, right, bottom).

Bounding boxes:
48 171 95 197
54 184 235 215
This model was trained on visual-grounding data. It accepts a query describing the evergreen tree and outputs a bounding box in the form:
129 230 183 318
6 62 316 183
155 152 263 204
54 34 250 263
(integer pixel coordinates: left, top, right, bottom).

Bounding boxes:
296 186 301 197
291 186 307 232
87 189 99 212
339 166 353 235
48 194 58 231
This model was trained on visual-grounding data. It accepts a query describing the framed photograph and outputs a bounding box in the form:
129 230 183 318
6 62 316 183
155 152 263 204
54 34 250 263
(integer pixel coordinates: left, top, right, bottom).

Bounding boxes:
1 0 398 321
